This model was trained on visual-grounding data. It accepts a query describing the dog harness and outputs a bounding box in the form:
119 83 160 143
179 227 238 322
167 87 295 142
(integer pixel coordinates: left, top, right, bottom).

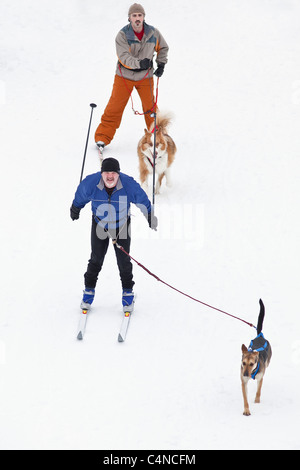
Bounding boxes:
248 332 270 380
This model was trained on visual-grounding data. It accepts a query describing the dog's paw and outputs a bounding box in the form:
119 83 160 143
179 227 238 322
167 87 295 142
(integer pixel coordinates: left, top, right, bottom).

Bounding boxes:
243 409 251 416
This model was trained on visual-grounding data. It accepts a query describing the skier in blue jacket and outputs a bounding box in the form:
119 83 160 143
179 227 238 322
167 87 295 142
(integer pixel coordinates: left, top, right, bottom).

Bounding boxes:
70 157 157 311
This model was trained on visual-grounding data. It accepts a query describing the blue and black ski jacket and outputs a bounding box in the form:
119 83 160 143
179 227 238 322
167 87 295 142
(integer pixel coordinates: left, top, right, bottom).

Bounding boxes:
72 172 152 230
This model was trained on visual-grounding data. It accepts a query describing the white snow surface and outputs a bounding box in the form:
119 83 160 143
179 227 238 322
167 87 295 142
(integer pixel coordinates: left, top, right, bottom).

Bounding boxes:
1 0 300 450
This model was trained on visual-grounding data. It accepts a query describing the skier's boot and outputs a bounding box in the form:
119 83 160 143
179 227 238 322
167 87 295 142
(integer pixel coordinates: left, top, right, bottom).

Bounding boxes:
122 288 135 313
80 287 95 310
96 141 105 161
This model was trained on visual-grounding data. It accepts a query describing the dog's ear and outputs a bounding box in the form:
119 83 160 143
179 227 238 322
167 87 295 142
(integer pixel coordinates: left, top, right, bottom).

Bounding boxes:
241 344 248 354
144 128 151 135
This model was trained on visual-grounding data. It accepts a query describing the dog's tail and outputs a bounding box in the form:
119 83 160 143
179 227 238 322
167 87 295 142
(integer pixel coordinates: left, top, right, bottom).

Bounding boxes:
256 299 265 334
151 112 174 132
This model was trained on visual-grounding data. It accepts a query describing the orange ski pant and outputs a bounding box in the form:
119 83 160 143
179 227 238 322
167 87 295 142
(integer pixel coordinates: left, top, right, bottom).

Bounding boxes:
94 74 156 145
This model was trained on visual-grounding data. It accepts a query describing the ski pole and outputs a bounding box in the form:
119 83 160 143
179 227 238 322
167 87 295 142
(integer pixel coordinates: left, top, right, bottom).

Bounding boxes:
79 103 97 183
151 111 157 207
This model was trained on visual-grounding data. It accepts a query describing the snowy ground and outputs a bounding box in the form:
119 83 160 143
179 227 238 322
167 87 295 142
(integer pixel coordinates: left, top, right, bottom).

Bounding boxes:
1 0 300 450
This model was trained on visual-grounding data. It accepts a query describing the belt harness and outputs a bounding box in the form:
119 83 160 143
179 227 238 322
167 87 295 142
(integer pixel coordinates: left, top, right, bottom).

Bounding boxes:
248 332 268 379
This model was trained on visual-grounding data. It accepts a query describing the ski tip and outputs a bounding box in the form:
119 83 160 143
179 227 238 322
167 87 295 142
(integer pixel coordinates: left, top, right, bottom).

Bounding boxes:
118 333 124 343
77 331 83 340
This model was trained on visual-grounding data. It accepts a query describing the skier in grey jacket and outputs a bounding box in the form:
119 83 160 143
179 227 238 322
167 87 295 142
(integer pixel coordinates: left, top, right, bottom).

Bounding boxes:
94 3 169 154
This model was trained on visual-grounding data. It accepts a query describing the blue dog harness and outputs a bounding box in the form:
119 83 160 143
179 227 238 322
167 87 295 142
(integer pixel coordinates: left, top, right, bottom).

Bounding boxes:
248 332 269 380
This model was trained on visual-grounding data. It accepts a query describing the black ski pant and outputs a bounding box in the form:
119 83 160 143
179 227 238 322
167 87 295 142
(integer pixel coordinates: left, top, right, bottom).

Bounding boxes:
84 217 134 290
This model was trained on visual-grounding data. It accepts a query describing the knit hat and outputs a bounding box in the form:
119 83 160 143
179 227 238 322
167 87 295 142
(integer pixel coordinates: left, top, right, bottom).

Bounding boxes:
128 3 145 17
101 157 120 173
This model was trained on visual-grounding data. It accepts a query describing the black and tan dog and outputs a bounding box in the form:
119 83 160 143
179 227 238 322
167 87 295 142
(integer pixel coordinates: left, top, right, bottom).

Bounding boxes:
241 299 272 416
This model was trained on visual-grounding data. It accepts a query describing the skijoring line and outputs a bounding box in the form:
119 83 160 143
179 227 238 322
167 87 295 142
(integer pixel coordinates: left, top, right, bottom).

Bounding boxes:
94 212 255 329
113 240 256 329
118 63 159 116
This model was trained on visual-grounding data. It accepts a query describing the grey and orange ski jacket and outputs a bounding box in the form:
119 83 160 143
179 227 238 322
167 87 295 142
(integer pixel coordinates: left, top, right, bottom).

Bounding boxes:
115 22 169 81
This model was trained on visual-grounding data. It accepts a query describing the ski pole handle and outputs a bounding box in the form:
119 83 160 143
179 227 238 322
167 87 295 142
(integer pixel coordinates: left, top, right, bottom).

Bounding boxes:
79 103 97 183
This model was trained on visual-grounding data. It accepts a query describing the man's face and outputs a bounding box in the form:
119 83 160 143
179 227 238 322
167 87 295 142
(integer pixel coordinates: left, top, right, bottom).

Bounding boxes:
129 12 144 32
102 171 119 188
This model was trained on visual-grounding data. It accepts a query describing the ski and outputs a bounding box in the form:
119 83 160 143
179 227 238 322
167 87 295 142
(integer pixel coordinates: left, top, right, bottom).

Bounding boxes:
118 311 132 342
77 309 88 340
77 301 133 342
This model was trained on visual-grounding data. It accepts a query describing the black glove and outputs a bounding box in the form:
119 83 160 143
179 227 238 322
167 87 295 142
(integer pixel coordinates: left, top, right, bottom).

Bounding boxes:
154 63 165 77
148 211 158 231
139 58 153 70
70 204 81 221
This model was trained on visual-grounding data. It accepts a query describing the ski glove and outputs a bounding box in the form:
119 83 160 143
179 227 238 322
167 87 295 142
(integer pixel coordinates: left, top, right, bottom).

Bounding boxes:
70 204 81 221
139 58 153 70
154 63 165 77
148 211 158 231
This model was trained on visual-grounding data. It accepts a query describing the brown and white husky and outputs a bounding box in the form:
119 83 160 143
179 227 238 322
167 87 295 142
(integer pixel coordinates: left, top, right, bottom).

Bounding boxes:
137 113 176 194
